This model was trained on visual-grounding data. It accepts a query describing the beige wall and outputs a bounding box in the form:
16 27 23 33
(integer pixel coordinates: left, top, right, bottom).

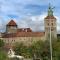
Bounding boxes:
44 18 57 39
6 26 17 33
1 36 45 46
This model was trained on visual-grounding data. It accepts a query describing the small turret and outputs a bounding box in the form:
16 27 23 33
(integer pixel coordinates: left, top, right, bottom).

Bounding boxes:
6 20 18 33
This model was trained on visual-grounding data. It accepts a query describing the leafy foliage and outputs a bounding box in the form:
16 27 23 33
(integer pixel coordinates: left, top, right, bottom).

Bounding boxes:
14 42 33 58
0 39 5 47
52 40 60 60
0 50 8 60
14 39 60 60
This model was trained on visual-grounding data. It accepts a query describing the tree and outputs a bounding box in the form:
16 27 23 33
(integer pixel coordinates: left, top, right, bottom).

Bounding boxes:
14 40 60 60
0 50 8 60
0 39 5 47
14 40 49 59
14 42 33 58
52 40 60 60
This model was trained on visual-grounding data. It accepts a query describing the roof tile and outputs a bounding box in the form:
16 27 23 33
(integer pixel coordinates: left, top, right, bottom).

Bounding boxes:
7 20 17 26
2 32 45 38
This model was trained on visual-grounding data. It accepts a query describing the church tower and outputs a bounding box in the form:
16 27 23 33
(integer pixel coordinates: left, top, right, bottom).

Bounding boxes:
44 4 57 40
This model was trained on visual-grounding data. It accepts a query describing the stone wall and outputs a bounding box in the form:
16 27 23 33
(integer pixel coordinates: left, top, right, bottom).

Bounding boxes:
1 36 45 46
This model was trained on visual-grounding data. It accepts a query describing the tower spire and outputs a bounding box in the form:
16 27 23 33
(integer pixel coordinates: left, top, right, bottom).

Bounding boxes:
48 3 54 16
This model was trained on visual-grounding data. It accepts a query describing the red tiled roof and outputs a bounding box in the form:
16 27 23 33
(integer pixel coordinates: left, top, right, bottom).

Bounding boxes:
7 20 17 26
2 32 45 38
45 16 56 19
17 28 32 32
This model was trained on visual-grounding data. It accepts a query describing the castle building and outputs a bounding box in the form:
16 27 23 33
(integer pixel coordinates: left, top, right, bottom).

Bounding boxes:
0 5 57 46
6 20 18 33
1 20 45 46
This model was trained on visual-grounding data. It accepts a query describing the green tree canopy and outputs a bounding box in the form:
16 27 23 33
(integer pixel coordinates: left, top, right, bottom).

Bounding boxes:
0 39 5 47
0 50 8 60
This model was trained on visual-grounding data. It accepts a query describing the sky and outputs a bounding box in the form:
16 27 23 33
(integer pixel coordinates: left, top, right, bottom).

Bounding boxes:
0 0 60 33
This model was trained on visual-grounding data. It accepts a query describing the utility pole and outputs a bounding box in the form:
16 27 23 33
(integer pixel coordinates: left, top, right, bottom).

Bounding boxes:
50 19 53 60
45 3 56 60
48 3 54 60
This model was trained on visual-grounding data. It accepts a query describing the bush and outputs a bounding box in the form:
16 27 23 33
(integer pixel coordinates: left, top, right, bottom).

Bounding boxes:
0 50 8 60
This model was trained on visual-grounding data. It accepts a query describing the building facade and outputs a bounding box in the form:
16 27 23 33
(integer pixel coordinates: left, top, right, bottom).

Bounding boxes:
44 5 57 39
0 5 57 46
1 20 45 46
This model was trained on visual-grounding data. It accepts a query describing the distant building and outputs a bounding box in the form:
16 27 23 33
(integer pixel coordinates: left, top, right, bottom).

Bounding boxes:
0 5 57 46
44 4 57 39
1 20 45 46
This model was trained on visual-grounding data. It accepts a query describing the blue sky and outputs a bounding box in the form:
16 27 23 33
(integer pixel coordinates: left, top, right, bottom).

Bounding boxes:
0 0 60 32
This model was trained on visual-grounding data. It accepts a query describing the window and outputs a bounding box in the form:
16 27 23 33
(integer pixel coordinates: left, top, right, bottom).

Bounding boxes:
14 40 15 42
8 40 9 42
47 23 49 25
51 28 54 31
52 23 53 26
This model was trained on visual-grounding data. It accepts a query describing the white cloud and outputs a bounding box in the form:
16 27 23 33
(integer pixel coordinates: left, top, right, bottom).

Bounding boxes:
16 13 60 32
16 13 47 32
0 0 60 33
56 16 60 33
0 12 60 33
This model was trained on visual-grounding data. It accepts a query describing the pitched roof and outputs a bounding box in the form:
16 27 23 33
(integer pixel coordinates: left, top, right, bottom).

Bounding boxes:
2 32 45 38
7 20 17 26
45 16 56 19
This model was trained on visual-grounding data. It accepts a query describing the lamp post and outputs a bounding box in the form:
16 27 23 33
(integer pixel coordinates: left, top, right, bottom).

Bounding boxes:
49 19 53 60
48 3 54 60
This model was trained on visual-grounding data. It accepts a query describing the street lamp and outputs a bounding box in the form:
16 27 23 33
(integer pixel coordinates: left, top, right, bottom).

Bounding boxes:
48 3 54 60
49 21 53 60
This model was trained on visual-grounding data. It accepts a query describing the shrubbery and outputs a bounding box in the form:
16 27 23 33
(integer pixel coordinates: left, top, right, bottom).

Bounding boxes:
14 39 60 60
